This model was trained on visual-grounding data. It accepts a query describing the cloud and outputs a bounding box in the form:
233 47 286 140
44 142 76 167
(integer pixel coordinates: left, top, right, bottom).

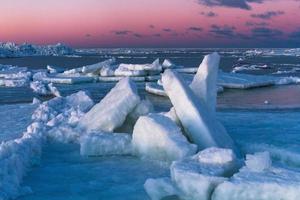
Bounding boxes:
85 34 92 37
197 0 264 10
112 30 132 35
153 33 161 37
187 26 203 32
209 24 236 37
162 28 172 32
200 11 218 17
251 10 285 20
245 21 269 26
149 25 155 29
133 33 143 38
251 27 283 38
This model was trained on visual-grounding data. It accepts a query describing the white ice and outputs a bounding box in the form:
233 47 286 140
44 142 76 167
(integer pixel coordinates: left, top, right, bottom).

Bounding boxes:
162 69 236 151
170 147 239 200
78 78 140 133
190 52 220 114
80 132 132 156
144 177 179 200
213 152 300 200
132 113 197 161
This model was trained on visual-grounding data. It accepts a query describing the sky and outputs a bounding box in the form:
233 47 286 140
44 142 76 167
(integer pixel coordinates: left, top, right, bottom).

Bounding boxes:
0 0 300 48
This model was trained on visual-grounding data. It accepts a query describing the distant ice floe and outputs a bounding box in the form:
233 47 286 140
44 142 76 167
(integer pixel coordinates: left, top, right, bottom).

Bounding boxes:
245 48 300 57
0 42 74 58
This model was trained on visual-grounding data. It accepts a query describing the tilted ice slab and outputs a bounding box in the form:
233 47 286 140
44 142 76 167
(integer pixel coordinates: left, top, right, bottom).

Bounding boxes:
78 78 140 133
80 132 132 156
170 147 240 200
162 69 236 151
190 52 220 114
132 113 197 161
212 152 300 200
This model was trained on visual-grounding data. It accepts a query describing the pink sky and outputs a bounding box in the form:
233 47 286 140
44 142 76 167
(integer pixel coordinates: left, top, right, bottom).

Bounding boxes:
0 0 299 47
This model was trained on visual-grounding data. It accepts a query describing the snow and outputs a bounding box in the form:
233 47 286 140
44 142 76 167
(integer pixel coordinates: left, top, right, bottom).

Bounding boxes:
80 132 132 156
169 148 240 200
162 69 236 151
212 161 300 200
78 78 140 133
190 52 220 114
144 177 179 200
245 151 272 172
132 113 197 161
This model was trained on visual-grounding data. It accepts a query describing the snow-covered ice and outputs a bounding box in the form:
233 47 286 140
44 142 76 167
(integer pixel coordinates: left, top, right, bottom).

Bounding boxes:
212 152 300 200
132 113 197 161
80 132 132 156
118 59 162 71
144 177 179 200
168 147 239 200
78 78 140 133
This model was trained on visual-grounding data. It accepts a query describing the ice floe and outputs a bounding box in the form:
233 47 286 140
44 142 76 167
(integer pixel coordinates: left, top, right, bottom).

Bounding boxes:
162 69 236 151
80 132 132 156
132 113 197 161
78 78 140 133
212 152 300 200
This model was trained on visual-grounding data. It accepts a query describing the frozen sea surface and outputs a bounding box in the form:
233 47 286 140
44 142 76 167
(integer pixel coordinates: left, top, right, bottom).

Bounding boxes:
8 109 299 200
0 103 37 142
